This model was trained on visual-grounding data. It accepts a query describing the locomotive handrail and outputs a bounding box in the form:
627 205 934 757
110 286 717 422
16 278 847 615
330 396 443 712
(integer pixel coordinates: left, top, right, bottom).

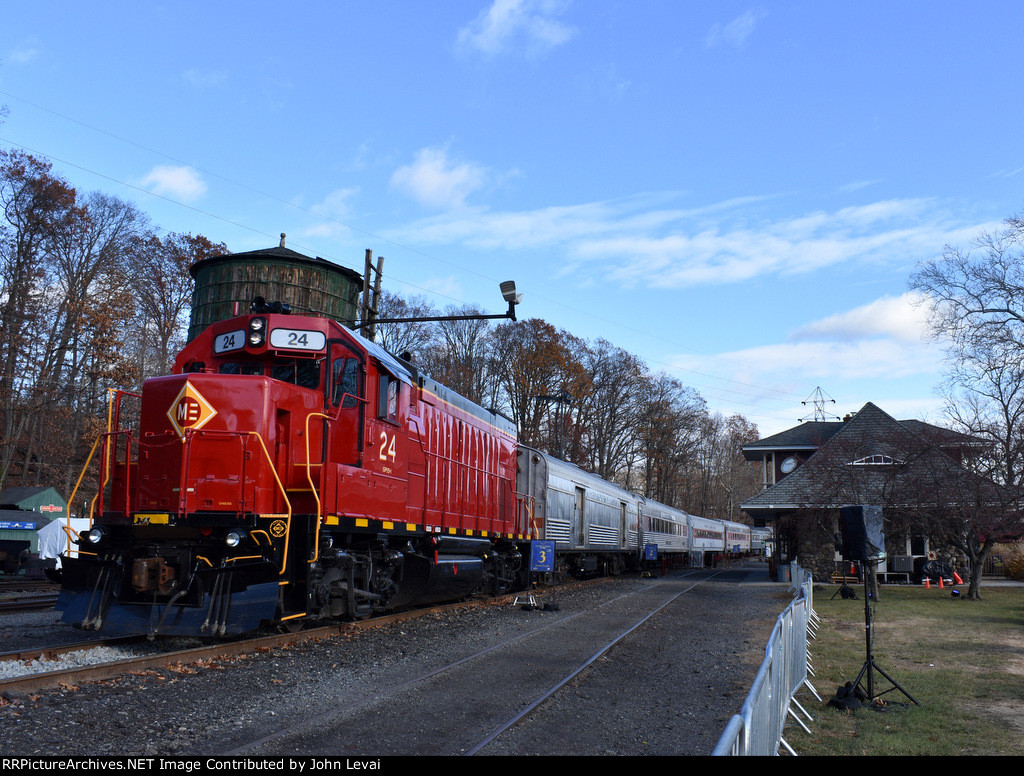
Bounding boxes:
67 433 104 529
304 411 331 564
177 428 293 575
243 431 293 575
65 389 144 533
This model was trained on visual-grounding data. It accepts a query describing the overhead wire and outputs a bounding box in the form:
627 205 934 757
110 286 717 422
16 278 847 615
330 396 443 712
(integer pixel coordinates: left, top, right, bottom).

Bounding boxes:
0 92 811 421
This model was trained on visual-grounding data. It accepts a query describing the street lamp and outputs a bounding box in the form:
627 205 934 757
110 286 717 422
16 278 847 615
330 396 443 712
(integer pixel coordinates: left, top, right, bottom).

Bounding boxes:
354 280 522 331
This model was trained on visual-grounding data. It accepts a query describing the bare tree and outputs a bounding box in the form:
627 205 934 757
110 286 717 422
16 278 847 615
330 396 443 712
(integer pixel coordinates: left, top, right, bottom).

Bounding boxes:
911 216 1024 488
373 290 439 359
132 231 226 379
571 338 647 481
908 215 1024 594
421 306 495 405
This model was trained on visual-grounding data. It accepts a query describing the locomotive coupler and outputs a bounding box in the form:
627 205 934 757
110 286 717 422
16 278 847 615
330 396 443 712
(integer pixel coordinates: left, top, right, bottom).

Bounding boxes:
131 557 178 595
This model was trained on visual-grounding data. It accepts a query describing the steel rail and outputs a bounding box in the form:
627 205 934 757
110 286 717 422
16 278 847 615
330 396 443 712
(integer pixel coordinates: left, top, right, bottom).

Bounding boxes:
0 595 59 612
218 573 708 756
0 636 145 664
464 572 720 755
0 582 591 695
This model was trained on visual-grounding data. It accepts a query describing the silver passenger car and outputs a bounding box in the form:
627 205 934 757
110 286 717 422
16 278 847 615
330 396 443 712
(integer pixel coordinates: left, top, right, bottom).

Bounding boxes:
516 446 640 574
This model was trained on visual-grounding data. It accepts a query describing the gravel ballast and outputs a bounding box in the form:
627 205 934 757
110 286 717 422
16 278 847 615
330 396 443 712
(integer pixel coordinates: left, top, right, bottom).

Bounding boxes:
0 561 791 757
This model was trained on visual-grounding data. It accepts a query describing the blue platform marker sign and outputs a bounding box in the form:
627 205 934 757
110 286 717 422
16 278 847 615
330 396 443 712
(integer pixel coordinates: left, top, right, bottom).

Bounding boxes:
530 540 556 572
644 543 658 561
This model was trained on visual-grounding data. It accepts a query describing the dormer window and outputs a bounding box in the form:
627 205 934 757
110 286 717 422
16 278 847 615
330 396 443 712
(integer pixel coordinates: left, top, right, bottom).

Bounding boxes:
850 454 899 466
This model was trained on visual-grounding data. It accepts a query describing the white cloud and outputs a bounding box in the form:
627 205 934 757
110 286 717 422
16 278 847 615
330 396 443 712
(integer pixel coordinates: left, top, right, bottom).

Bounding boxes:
302 187 359 238
673 336 943 385
791 292 934 344
456 0 577 58
390 148 487 210
138 165 207 202
8 38 41 65
182 68 229 88
395 194 994 290
706 9 768 49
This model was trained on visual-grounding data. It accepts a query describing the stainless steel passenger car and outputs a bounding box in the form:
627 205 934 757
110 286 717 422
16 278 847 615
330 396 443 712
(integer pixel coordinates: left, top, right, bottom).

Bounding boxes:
516 446 640 575
516 446 758 575
723 520 752 555
638 497 690 556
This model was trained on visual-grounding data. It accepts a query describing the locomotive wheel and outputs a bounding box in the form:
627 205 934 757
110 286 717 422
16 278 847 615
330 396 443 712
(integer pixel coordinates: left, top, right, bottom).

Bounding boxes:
278 617 305 633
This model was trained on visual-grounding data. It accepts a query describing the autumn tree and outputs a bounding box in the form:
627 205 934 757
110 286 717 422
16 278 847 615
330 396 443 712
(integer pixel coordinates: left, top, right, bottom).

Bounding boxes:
487 318 585 449
0 147 224 493
0 150 78 489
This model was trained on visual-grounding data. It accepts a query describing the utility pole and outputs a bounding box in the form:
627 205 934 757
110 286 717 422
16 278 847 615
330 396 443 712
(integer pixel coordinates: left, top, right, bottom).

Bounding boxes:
361 249 385 341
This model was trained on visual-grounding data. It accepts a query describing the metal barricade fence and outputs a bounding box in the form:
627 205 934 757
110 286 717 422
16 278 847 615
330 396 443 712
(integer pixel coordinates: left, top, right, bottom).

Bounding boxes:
712 561 821 756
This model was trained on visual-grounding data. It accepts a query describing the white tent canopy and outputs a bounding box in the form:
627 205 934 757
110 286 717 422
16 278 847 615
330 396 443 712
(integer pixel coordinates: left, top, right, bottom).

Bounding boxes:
36 518 91 568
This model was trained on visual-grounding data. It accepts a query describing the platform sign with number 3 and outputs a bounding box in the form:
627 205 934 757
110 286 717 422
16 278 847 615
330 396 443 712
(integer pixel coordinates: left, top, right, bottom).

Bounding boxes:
530 540 556 572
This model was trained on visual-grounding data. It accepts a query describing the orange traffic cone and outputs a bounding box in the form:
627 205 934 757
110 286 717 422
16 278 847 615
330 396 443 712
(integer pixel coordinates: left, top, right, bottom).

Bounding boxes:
924 577 930 588
938 576 944 588
953 571 964 585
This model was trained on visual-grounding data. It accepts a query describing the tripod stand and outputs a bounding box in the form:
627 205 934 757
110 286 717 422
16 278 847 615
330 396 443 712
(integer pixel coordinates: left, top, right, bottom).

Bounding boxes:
851 560 919 706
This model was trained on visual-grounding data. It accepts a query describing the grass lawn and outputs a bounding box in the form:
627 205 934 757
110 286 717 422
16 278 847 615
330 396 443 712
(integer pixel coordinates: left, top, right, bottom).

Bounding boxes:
789 583 1024 756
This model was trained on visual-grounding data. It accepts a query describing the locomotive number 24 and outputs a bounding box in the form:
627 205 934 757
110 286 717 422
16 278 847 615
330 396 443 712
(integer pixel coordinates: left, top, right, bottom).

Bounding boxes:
379 431 397 463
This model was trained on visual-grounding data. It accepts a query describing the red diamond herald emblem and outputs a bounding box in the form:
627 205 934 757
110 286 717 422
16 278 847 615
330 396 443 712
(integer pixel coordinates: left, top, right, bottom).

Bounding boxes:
167 382 217 439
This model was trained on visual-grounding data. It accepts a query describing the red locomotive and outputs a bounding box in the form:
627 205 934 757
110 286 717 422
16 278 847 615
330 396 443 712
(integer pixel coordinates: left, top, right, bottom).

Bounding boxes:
58 302 526 636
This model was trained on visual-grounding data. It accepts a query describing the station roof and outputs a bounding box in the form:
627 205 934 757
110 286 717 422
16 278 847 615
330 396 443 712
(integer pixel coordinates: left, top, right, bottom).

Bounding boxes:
740 403 996 519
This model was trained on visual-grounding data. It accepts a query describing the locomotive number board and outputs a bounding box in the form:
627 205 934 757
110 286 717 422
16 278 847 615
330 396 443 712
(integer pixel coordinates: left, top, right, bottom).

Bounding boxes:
214 329 247 353
270 328 327 351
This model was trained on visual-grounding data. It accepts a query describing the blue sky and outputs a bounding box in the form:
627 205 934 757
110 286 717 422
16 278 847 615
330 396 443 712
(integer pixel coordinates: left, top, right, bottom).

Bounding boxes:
2 2 1022 437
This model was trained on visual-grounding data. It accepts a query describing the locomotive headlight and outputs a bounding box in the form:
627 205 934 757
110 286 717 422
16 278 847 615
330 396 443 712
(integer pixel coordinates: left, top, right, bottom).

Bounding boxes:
225 530 246 548
84 526 106 544
248 317 267 346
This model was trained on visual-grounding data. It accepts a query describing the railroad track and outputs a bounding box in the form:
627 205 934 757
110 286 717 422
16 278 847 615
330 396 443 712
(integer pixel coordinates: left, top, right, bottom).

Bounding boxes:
0 584 575 696
0 594 58 613
218 570 720 756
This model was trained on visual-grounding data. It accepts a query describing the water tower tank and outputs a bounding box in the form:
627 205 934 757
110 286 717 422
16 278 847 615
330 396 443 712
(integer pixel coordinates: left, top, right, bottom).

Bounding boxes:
188 238 364 341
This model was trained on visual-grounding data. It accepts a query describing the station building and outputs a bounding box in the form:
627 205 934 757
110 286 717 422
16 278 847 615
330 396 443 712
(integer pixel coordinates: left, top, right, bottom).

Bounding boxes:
739 403 988 582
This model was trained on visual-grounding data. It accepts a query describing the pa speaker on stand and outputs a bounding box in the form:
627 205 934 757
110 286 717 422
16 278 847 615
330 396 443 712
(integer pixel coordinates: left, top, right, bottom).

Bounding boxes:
837 505 918 707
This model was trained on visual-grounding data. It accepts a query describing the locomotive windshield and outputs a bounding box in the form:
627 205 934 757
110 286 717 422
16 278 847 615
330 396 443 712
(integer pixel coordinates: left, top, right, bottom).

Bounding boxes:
212 358 322 389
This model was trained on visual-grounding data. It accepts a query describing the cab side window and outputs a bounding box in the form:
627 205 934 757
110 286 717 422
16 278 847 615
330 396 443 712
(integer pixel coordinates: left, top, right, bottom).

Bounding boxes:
378 374 400 422
331 358 360 408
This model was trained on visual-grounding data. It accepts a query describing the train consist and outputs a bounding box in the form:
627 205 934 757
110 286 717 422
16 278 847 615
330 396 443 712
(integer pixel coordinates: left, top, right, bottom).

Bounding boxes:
55 303 767 637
